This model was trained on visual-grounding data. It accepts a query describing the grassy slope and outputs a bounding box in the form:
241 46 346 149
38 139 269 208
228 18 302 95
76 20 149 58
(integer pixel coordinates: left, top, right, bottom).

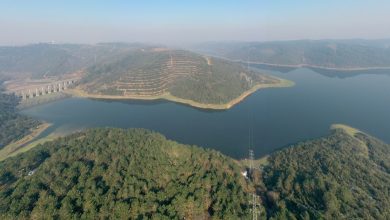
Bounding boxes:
0 123 51 161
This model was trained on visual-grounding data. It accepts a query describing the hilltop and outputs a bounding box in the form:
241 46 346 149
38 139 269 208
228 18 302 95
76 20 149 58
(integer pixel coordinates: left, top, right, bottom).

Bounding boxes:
1 125 390 219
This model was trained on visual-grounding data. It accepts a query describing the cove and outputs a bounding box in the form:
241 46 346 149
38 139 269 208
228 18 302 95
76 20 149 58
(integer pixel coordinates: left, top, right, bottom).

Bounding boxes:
21 68 390 159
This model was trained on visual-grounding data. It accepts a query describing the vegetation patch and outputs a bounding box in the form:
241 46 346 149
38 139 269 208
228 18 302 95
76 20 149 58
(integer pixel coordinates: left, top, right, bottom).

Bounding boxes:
331 123 363 136
331 124 369 157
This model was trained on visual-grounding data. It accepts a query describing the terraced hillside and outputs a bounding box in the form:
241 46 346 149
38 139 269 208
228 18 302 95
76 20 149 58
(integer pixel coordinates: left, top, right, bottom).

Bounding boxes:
0 43 291 109
77 48 288 108
112 49 208 97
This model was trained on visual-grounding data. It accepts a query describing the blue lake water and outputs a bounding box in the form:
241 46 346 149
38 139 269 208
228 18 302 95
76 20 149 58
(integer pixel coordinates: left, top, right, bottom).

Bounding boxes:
21 68 390 159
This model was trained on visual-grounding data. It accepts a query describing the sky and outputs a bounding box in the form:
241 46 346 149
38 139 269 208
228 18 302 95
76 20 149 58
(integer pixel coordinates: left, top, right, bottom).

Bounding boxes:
1 0 390 45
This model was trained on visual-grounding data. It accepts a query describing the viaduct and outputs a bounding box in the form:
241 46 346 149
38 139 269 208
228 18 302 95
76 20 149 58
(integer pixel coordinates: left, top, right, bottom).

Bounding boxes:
9 78 79 100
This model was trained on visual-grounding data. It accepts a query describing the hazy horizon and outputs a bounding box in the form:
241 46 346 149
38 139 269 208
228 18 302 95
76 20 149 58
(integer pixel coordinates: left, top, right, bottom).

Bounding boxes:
1 0 390 46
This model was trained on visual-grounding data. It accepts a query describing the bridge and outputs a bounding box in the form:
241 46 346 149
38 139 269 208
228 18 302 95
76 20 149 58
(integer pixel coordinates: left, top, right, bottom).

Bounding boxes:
6 78 79 100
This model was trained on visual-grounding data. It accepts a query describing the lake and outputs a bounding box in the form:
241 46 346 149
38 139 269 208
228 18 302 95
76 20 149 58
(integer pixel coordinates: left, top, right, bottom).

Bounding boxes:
21 67 390 159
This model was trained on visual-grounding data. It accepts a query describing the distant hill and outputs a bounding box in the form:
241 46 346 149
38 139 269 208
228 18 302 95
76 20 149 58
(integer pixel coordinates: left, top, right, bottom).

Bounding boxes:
0 43 290 109
2 40 390 80
0 43 151 78
193 40 390 69
1 126 390 219
78 48 286 107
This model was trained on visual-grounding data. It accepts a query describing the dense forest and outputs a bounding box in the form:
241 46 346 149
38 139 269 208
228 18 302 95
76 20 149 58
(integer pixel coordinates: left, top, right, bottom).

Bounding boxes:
0 84 40 149
262 127 390 219
0 128 251 219
1 126 390 219
194 40 390 69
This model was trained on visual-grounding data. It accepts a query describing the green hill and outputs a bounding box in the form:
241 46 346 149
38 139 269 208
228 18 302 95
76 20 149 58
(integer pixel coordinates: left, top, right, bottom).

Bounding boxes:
194 40 390 69
261 125 390 219
1 125 390 219
0 128 251 219
79 48 285 107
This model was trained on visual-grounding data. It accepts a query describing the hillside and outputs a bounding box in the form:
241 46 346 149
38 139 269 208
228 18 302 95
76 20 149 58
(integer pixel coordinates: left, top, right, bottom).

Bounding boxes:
76 48 288 108
261 125 390 219
0 83 41 149
193 40 390 69
1 126 390 219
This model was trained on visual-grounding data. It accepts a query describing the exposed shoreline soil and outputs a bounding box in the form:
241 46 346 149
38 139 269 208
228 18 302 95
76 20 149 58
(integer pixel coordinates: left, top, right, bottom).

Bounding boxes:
65 78 294 110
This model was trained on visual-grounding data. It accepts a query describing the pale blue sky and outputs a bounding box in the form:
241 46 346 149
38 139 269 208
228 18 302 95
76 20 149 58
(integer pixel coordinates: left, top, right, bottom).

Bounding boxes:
1 0 389 45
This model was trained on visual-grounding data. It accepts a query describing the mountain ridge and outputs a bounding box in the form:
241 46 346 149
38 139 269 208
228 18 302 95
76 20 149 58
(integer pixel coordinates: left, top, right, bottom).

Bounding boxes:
191 40 390 69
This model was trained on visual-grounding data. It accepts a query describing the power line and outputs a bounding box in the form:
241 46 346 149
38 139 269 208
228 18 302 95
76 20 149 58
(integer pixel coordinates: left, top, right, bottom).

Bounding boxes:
250 193 260 220
247 49 260 220
249 149 254 170
248 148 260 220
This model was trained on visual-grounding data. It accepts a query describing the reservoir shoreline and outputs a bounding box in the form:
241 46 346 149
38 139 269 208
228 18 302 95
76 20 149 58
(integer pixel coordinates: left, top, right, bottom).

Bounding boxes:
0 122 51 161
65 78 294 110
